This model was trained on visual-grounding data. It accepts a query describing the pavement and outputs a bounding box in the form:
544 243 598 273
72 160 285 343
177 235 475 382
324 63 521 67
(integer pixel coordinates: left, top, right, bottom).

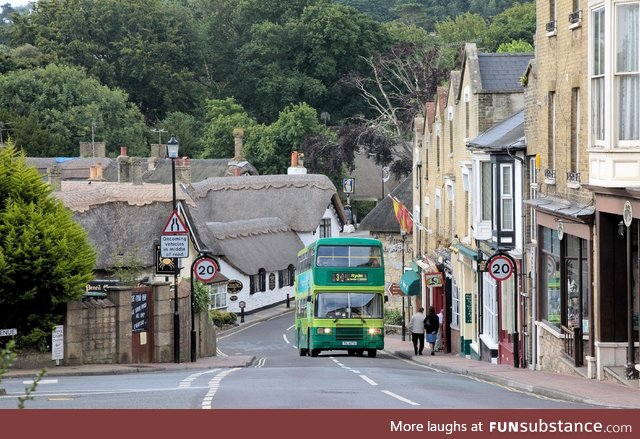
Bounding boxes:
2 303 639 408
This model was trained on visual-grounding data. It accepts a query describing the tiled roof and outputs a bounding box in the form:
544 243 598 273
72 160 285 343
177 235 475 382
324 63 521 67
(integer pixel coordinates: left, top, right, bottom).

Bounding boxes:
477 53 533 92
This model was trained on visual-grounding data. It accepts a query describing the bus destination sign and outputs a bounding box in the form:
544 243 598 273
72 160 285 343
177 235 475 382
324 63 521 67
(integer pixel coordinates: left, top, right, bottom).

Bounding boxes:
332 272 368 283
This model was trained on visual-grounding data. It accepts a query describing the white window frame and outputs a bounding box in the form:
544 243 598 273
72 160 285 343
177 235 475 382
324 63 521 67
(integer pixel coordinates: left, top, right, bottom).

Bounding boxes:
529 156 538 242
614 2 640 145
451 279 460 328
209 283 228 310
482 272 498 347
590 6 606 147
500 163 514 232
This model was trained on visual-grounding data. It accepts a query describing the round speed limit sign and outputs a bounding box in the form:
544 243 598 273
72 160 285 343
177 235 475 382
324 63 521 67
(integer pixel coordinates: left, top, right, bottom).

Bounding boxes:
194 257 219 283
487 254 514 281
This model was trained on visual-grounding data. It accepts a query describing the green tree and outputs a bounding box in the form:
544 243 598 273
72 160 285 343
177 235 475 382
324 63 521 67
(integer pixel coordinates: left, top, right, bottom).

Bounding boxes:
156 112 204 160
0 64 147 157
8 0 207 122
200 98 256 159
0 143 96 350
435 12 488 69
497 39 534 53
483 2 536 52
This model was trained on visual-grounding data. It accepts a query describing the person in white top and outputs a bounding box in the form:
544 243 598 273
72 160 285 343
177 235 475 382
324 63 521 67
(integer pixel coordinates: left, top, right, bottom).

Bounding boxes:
409 307 426 355
435 309 444 352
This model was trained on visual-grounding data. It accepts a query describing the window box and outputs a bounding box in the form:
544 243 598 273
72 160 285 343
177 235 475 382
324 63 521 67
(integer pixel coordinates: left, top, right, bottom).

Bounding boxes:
544 168 556 185
546 20 557 36
568 10 582 29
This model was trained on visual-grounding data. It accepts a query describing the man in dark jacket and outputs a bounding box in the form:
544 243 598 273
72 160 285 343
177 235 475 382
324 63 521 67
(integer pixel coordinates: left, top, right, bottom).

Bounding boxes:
424 306 440 355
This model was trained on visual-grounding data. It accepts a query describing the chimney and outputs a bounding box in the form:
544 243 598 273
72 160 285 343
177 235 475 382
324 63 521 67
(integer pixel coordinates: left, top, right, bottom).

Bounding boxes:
176 157 191 185
233 128 244 161
95 162 104 180
89 165 97 180
131 157 143 185
150 144 167 159
288 151 307 175
48 165 62 192
117 147 131 183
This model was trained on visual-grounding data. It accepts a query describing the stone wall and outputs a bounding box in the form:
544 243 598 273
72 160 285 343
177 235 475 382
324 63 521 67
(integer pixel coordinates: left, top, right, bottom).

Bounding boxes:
536 321 583 378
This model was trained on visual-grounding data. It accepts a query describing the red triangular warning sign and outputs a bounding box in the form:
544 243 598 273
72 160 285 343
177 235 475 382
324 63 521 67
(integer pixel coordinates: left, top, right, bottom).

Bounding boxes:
162 210 189 235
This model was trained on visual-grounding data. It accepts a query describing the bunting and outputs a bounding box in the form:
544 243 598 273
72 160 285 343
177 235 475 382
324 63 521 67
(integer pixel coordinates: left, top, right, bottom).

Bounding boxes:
391 196 413 234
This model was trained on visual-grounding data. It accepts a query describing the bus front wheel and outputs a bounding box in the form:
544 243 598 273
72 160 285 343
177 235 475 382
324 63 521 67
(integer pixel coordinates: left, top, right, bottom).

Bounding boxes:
310 349 320 357
367 349 377 358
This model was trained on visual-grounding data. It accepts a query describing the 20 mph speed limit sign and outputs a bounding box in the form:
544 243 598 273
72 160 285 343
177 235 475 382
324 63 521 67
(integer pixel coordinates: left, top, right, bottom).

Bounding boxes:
487 254 514 281
194 257 219 283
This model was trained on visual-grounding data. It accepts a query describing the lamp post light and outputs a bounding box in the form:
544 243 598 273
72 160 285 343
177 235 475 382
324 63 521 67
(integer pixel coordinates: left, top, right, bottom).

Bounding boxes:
190 249 213 363
401 230 407 342
167 135 180 363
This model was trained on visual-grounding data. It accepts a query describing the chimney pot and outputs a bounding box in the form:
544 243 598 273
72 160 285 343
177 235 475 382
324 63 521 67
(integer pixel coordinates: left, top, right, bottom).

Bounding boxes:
120 146 127 157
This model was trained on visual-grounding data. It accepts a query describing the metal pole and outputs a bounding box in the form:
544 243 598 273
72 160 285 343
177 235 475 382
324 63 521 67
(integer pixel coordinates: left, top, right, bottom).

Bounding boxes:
401 234 406 341
625 224 638 379
172 157 180 364
513 262 519 368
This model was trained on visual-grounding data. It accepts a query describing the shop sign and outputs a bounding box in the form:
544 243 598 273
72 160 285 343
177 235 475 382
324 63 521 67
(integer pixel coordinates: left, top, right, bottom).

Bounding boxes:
425 272 443 287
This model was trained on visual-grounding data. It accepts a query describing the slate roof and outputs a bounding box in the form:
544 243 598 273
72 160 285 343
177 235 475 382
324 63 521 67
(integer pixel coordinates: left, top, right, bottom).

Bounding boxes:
188 174 346 233
467 110 525 150
357 172 413 233
476 53 533 92
348 152 402 201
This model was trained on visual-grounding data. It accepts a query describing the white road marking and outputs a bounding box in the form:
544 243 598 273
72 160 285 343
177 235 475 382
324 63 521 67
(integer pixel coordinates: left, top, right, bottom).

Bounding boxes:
216 347 228 357
359 375 377 386
201 368 240 409
179 369 219 388
382 390 420 406
23 379 57 385
282 334 289 344
254 357 267 368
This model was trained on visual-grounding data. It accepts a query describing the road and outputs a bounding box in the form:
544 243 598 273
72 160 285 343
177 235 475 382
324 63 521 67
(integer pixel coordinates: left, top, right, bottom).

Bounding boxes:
0 311 594 409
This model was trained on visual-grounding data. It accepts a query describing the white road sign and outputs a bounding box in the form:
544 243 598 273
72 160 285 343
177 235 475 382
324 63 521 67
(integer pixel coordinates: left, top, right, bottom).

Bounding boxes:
0 328 17 337
161 235 189 258
488 254 514 282
52 325 64 361
194 257 219 283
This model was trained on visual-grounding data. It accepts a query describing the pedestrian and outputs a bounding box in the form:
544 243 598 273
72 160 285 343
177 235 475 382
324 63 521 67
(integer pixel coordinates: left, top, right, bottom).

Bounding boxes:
409 307 426 355
434 309 444 352
424 306 440 355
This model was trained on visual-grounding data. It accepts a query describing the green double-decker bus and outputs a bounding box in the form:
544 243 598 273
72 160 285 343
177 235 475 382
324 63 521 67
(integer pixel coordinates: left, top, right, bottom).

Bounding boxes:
294 237 385 358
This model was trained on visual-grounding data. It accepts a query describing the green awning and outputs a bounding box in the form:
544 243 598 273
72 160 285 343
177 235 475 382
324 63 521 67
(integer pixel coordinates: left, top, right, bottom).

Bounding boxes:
399 269 420 296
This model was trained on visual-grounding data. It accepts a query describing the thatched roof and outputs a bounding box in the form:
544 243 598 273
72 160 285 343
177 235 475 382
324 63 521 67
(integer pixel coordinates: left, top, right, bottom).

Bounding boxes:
55 181 195 212
67 201 175 270
358 172 413 233
200 218 303 274
189 174 346 232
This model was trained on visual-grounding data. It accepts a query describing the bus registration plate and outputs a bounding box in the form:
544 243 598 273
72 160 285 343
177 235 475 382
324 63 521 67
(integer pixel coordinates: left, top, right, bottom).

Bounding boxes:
342 341 357 346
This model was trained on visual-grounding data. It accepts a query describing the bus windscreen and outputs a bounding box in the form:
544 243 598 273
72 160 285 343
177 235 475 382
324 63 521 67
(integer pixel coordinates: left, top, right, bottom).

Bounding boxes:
315 292 383 319
315 245 382 268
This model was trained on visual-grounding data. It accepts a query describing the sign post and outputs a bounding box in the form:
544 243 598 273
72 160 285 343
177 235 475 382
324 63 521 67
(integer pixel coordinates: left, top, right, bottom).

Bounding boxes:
190 250 218 362
487 252 519 368
161 209 190 364
52 325 64 365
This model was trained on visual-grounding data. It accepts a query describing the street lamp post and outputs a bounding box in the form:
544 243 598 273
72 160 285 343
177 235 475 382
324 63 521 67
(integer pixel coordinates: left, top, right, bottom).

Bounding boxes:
190 249 212 362
167 135 180 364
401 230 407 341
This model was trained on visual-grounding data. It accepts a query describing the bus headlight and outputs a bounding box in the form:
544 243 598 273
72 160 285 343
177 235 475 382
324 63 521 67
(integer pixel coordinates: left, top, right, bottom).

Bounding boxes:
368 327 381 335
317 328 332 334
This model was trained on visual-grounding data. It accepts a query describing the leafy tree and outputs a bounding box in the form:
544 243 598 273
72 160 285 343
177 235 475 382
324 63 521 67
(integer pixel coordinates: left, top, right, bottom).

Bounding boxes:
435 12 488 69
8 0 207 122
0 64 147 157
156 112 204 160
483 2 535 52
0 143 96 350
200 98 257 159
497 39 533 53
344 41 446 176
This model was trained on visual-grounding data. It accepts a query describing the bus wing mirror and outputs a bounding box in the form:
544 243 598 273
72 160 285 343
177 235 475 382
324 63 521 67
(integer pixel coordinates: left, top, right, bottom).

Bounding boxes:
384 295 389 303
307 296 312 302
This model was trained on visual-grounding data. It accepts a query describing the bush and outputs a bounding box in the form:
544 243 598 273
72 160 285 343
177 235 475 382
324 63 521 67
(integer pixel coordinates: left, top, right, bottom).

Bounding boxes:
209 309 237 328
384 308 402 326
